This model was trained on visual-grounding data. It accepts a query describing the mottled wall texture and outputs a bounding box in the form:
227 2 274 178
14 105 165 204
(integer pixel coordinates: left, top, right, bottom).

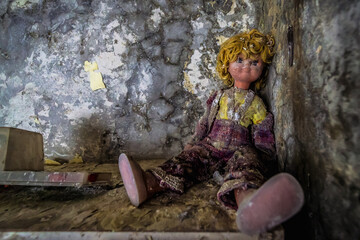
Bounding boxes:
0 0 359 239
0 0 259 161
259 0 359 239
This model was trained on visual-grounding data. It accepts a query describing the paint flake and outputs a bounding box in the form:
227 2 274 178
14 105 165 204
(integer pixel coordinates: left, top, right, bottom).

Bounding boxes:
84 61 106 91
150 8 164 25
227 0 237 15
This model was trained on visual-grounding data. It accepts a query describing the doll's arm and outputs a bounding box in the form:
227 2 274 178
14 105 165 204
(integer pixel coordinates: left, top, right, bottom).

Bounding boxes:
251 112 276 159
186 91 219 147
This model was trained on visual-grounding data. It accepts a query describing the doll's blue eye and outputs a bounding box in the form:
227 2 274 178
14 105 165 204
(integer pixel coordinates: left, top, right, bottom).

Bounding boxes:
237 58 243 63
252 61 258 66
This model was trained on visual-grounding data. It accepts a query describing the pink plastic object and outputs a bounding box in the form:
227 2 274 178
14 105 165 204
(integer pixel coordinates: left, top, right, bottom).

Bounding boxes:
0 171 111 187
236 173 304 235
118 153 147 207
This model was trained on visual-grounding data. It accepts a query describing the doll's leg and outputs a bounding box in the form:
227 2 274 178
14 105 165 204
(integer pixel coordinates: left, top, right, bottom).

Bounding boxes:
217 148 266 210
216 147 304 234
235 173 304 235
148 143 223 194
119 144 219 207
118 154 164 207
234 188 256 206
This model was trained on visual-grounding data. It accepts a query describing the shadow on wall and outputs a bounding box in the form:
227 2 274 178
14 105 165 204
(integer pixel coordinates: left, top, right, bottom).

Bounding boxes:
57 115 116 163
260 0 360 239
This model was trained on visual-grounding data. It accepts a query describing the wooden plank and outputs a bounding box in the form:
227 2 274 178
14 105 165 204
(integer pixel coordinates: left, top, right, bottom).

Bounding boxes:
0 127 44 171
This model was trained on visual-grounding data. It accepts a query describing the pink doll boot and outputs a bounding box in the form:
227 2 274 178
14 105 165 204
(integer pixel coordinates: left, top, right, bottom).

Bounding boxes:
118 153 163 207
236 173 304 235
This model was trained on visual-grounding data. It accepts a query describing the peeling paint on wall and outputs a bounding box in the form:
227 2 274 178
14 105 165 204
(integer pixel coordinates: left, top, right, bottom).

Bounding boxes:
260 1 360 239
0 0 258 161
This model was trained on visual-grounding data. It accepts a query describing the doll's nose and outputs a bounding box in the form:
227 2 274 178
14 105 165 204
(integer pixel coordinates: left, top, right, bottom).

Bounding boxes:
241 61 251 68
241 62 251 71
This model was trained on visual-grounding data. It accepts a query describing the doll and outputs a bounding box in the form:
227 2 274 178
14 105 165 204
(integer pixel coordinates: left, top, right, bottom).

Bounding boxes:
118 29 304 235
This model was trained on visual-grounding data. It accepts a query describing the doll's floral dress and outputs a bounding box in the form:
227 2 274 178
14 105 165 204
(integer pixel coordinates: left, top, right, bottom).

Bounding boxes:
148 88 276 209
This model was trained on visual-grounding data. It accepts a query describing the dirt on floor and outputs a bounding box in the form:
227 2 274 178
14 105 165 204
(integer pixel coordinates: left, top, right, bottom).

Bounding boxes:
0 160 283 239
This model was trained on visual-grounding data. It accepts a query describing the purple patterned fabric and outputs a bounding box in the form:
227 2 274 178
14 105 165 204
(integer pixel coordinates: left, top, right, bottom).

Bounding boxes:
148 90 276 210
188 91 220 145
208 119 251 148
252 112 276 158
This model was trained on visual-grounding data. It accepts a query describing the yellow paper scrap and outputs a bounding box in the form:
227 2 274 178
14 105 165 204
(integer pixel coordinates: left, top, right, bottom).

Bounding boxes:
44 158 61 166
69 154 83 164
84 61 98 71
89 71 106 91
84 61 106 91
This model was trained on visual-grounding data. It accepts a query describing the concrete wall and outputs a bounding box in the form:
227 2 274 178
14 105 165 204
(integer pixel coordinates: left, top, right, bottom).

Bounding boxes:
0 0 359 239
260 0 360 239
0 0 260 161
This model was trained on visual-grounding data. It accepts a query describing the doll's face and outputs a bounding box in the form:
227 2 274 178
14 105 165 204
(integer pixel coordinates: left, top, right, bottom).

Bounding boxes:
229 53 264 89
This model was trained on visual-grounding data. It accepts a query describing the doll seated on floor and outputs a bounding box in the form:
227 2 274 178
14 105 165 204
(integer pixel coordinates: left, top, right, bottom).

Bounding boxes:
118 29 304 235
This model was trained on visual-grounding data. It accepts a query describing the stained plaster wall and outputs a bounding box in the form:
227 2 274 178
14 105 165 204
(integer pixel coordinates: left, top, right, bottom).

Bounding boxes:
259 0 360 239
0 0 262 161
1 0 359 238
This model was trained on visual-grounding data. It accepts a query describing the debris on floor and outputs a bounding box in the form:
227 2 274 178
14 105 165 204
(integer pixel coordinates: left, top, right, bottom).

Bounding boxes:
0 160 283 239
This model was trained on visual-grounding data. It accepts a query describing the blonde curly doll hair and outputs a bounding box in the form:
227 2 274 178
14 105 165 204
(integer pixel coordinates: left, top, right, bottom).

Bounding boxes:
216 29 275 90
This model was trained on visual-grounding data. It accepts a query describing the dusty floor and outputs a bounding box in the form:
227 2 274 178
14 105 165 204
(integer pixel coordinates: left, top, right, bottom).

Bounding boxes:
0 160 283 239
